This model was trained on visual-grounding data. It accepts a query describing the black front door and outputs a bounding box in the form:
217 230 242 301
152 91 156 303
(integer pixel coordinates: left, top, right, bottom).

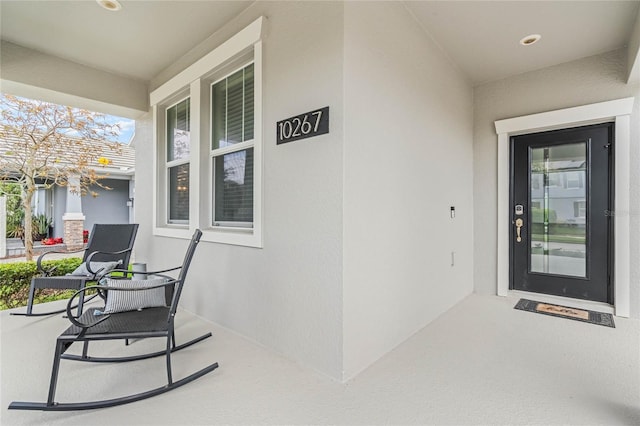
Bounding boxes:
510 123 613 303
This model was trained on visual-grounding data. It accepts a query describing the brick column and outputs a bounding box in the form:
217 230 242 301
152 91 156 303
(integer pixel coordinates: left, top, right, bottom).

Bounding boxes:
63 214 85 251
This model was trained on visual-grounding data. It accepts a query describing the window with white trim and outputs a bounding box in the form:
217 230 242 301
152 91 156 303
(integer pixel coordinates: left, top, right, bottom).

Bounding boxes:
211 63 254 227
150 17 264 247
166 98 190 224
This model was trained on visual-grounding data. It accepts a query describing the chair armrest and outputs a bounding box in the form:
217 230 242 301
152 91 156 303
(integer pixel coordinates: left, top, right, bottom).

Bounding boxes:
35 248 85 275
106 273 176 285
65 276 178 329
105 268 134 279
109 265 183 279
146 266 182 275
85 248 133 274
65 285 107 328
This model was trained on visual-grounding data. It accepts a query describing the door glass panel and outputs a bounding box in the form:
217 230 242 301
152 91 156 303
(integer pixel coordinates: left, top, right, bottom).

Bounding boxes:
530 142 586 277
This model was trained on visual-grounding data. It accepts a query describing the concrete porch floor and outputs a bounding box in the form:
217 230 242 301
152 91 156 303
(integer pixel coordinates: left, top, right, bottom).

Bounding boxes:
1 293 639 425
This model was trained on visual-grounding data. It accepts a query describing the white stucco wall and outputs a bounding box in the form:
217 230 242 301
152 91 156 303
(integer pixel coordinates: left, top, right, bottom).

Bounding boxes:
0 41 148 118
136 1 345 379
342 2 475 380
474 48 640 318
627 5 640 84
139 0 476 381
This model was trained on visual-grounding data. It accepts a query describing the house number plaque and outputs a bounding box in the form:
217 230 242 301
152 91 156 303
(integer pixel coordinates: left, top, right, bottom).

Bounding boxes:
276 106 329 145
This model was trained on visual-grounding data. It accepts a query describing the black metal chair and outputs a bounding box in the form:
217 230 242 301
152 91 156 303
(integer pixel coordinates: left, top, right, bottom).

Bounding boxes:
12 223 139 317
9 229 217 411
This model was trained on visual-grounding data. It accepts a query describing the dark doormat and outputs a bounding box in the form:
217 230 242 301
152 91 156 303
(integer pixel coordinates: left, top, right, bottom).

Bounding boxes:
514 299 615 328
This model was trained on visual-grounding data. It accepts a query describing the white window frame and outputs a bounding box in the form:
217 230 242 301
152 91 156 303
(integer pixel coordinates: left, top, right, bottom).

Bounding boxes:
151 17 264 247
165 96 190 226
574 200 587 218
210 63 255 229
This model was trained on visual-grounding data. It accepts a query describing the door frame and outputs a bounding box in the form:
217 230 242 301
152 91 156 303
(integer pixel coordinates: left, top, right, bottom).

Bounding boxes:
495 97 634 317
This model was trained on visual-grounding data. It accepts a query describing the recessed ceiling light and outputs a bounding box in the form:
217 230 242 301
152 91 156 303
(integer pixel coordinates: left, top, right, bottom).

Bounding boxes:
96 0 122 12
520 34 541 46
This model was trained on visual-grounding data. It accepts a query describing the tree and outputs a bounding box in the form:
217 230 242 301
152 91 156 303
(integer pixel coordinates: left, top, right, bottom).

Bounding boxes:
0 94 121 260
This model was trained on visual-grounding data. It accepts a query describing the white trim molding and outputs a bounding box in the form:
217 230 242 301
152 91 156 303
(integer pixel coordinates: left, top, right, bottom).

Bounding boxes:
150 16 265 248
150 16 266 106
61 212 86 221
494 97 635 317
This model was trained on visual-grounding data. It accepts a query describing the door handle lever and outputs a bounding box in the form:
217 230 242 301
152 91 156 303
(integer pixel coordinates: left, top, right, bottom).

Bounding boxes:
515 218 524 243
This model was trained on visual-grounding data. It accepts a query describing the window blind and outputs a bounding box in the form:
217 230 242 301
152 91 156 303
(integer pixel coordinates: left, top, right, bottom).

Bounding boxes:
214 149 254 224
169 163 189 222
167 99 190 162
212 64 254 149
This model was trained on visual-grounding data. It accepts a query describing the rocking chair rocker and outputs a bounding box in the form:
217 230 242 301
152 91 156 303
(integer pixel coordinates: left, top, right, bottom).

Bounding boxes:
9 229 218 411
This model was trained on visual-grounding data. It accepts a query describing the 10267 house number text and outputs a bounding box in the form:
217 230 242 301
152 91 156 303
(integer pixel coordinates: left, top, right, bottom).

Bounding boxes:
279 111 322 139
276 106 329 145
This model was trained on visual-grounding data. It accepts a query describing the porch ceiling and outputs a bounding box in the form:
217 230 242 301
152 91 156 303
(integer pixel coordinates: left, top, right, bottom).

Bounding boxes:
0 0 254 82
406 0 640 85
0 1 638 95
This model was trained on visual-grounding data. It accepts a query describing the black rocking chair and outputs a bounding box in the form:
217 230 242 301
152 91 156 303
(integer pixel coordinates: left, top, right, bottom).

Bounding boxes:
12 223 139 317
9 229 218 411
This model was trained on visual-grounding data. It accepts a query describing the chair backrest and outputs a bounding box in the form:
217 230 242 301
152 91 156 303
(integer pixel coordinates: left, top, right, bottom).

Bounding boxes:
168 229 202 316
82 224 139 267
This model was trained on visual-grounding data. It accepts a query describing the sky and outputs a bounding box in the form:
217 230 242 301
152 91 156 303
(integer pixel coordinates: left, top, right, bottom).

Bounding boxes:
110 116 136 144
67 113 136 144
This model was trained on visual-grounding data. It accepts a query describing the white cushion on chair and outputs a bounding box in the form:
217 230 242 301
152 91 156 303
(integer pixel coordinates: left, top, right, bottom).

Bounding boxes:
71 260 122 277
102 277 167 314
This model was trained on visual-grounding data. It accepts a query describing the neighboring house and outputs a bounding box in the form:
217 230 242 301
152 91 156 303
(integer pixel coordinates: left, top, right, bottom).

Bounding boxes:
531 160 587 225
0 134 135 239
1 1 639 384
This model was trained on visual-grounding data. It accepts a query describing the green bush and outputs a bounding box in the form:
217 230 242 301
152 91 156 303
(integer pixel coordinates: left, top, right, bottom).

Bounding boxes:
0 257 83 310
531 207 557 224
